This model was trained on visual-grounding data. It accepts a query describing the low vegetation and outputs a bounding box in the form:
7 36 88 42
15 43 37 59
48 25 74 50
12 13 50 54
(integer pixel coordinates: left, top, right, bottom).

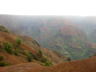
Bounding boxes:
22 51 33 62
16 37 22 47
27 54 33 62
44 61 52 66
4 41 13 54
29 51 38 60
0 25 10 34
38 49 43 58
0 55 10 67
14 49 19 56
0 55 4 61
0 40 1 48
0 61 10 66
22 51 29 55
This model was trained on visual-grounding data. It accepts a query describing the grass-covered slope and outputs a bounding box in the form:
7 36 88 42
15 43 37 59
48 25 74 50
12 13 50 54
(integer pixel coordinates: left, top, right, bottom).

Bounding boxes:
41 25 96 60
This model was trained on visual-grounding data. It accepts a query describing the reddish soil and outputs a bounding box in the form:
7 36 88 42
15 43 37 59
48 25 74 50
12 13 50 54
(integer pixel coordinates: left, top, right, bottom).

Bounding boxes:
0 31 39 55
49 18 63 26
86 43 96 48
0 51 27 65
61 25 78 35
74 43 79 47
0 62 42 72
0 55 96 72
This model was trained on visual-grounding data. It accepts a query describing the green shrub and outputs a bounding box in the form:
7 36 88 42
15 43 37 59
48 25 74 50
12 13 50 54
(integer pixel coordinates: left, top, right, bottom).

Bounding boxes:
4 42 13 54
0 61 10 66
44 61 52 66
0 55 4 61
27 54 33 62
38 49 43 58
16 37 22 47
14 49 19 56
22 51 29 55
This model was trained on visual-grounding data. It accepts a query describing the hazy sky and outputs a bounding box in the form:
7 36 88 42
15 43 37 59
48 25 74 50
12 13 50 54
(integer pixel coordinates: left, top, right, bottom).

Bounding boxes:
0 0 96 16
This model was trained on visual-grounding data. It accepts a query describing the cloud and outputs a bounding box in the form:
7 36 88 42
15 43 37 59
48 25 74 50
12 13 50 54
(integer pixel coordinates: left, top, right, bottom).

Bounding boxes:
0 0 96 16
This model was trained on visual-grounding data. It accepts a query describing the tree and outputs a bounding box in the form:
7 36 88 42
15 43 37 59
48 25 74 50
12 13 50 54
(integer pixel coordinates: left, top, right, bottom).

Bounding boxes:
4 42 13 54
16 37 22 47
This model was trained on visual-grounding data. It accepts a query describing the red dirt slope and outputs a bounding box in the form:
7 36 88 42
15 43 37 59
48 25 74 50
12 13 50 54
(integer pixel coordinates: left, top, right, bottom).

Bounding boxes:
10 31 64 64
0 31 39 65
0 54 96 72
0 62 42 72
0 51 27 65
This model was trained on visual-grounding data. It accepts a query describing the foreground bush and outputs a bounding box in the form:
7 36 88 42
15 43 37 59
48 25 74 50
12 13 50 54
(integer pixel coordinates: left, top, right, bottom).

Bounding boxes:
14 49 19 56
38 49 43 58
0 61 10 66
27 54 33 62
44 61 52 66
16 37 22 47
0 55 4 61
4 42 13 54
